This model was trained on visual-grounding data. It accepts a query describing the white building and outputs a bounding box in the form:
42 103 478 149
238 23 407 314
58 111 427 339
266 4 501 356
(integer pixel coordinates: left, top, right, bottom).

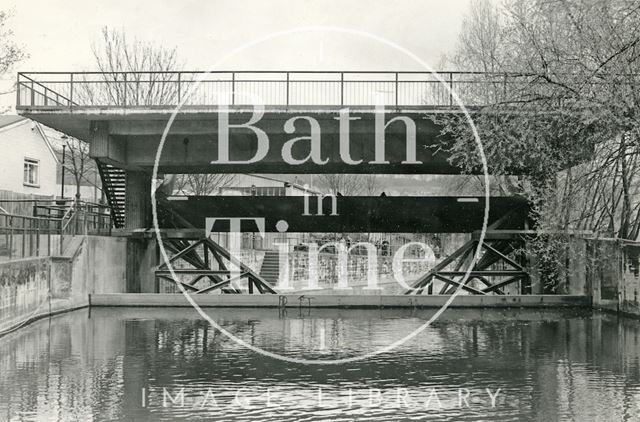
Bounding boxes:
217 174 321 196
0 116 58 197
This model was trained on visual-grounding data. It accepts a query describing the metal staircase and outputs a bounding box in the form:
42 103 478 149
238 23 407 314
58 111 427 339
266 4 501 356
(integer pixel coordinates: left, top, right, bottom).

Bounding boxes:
96 161 126 228
259 250 280 285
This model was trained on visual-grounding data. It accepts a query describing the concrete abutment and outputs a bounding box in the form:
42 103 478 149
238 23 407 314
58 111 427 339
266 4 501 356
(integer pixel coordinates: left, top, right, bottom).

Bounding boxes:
0 235 638 336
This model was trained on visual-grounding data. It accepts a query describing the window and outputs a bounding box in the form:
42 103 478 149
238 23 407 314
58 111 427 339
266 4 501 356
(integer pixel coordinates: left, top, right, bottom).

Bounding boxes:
23 158 39 186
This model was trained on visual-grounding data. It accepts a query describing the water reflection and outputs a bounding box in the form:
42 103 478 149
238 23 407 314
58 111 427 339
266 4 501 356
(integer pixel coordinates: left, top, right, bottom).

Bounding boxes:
0 307 639 421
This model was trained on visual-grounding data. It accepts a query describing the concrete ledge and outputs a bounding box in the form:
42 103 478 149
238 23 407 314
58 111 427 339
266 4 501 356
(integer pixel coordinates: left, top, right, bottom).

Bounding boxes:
593 299 640 319
90 293 591 308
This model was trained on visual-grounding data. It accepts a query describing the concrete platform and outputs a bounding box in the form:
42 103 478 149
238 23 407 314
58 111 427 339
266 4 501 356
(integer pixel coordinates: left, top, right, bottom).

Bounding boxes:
90 293 590 308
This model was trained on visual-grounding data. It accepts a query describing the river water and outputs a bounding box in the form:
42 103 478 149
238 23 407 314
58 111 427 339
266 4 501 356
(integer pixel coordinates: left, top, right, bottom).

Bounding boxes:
0 307 638 421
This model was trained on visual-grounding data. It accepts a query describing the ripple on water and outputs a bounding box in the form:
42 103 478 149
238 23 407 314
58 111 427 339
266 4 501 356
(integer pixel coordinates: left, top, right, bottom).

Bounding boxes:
0 307 637 421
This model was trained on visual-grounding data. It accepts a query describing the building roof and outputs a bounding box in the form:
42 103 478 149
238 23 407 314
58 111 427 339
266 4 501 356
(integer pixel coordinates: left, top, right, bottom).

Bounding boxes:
0 115 59 164
246 174 323 194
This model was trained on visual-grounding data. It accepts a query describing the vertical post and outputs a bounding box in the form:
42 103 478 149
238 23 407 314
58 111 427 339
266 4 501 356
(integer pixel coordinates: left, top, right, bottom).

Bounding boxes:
69 73 74 110
93 169 98 203
8 219 13 260
61 144 66 198
395 72 399 107
16 74 21 108
231 72 236 106
83 207 88 235
36 220 40 256
22 218 26 258
59 219 63 255
449 72 453 107
340 72 344 106
28 219 32 257
285 72 290 107
30 80 35 106
123 73 127 107
177 72 181 104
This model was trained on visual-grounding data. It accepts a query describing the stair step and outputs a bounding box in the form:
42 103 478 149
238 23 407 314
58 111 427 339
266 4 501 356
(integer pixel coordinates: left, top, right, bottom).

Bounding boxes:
97 161 127 229
259 251 280 280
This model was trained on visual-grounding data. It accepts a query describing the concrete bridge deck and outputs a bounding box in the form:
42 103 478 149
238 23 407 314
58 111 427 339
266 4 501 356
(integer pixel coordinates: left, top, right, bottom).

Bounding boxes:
15 70 560 175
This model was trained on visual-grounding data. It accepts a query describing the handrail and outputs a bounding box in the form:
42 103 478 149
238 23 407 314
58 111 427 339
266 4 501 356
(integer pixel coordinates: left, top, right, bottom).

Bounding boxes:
0 198 70 203
17 70 638 116
18 73 77 105
19 70 529 75
0 200 112 260
0 213 63 259
0 212 63 222
22 70 625 76
60 201 76 232
16 70 556 109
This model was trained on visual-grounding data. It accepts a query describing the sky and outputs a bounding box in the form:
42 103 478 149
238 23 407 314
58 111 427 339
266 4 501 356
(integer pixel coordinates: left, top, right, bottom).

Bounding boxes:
1 0 473 109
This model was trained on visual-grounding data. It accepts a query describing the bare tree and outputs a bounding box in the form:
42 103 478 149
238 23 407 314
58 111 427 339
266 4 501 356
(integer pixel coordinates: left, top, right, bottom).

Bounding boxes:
173 174 237 195
61 136 95 200
78 27 183 106
0 10 27 113
317 174 385 196
446 0 505 74
83 27 239 194
362 174 384 196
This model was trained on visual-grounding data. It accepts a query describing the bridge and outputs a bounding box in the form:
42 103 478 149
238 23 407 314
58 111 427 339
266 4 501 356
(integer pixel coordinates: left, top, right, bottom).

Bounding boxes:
15 71 554 296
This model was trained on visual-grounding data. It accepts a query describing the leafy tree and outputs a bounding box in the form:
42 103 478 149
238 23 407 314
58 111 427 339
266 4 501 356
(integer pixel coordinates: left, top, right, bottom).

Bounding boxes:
440 0 640 240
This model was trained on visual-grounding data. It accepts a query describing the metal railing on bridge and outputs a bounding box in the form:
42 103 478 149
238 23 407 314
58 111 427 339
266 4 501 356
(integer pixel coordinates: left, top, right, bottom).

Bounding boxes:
16 71 538 109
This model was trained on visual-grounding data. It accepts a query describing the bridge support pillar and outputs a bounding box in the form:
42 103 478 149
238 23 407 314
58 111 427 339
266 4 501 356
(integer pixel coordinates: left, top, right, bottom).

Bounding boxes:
125 171 151 230
125 238 157 293
125 171 154 292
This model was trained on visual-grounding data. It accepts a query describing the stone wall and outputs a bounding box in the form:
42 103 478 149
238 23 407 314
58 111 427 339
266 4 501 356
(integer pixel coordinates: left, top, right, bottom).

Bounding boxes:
0 235 127 334
0 257 50 333
586 239 640 317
